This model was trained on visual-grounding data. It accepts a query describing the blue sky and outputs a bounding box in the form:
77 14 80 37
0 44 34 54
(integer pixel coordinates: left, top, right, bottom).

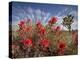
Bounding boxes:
11 1 78 30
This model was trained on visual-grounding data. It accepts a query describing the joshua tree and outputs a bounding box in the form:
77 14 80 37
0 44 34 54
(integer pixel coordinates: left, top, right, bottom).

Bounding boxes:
62 15 74 32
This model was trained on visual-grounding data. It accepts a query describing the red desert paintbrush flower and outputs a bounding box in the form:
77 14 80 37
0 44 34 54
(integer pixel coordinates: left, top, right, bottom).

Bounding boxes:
59 42 65 49
39 39 50 48
20 39 33 47
36 21 41 26
39 27 46 35
57 41 66 55
18 20 25 27
58 41 66 50
48 17 57 24
54 26 61 36
55 26 60 31
51 17 57 23
51 26 61 32
36 21 42 29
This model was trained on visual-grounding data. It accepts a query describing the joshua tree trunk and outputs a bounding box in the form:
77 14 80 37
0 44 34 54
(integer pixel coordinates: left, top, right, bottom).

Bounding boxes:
68 25 71 32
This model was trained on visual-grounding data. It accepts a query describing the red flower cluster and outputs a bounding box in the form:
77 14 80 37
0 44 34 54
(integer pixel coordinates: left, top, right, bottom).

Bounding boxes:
48 17 57 24
39 39 50 48
17 20 33 39
58 42 65 49
36 21 42 29
36 21 46 35
57 41 66 55
51 26 61 36
39 27 46 35
51 26 60 31
20 39 33 47
55 26 61 31
18 20 25 27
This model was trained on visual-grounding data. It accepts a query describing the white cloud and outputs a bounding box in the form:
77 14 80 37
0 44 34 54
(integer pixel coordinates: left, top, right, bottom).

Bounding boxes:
35 9 41 15
27 7 33 14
